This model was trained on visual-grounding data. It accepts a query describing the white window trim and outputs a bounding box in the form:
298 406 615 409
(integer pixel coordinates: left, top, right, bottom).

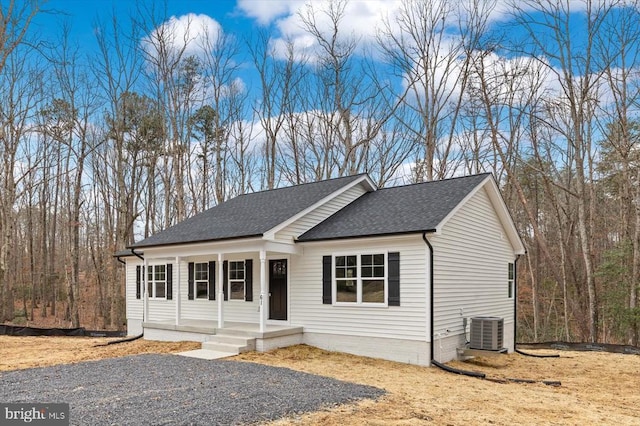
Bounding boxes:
194 261 209 300
147 263 167 300
228 260 246 301
332 251 388 307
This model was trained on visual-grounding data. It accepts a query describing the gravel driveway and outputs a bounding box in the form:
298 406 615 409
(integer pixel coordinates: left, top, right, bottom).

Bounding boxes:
0 354 384 425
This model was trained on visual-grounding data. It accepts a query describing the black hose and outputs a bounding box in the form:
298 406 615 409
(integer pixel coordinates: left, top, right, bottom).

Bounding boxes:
94 333 144 347
431 359 486 378
432 359 561 386
515 348 560 358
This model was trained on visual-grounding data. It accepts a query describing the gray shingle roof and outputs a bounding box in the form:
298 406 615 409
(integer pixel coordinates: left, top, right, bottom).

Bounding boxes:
130 174 367 248
297 173 491 241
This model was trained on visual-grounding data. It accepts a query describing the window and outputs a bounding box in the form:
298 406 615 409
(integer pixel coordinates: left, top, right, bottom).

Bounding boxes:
334 253 386 304
194 262 209 299
508 262 514 298
335 255 357 302
147 264 166 299
361 254 385 303
229 261 245 300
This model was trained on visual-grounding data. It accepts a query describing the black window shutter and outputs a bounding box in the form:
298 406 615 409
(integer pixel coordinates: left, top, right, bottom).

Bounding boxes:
188 262 194 300
208 261 216 300
322 255 332 304
223 260 228 301
388 252 400 306
135 265 141 299
245 259 253 301
166 263 173 300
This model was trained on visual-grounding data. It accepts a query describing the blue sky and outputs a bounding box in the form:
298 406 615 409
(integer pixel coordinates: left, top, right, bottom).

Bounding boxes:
24 0 633 187
36 1 249 51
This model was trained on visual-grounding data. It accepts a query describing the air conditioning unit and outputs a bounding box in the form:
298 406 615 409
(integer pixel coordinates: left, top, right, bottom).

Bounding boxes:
470 317 504 351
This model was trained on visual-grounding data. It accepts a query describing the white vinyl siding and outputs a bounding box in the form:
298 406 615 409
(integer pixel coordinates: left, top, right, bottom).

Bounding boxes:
290 235 427 341
178 256 259 323
125 261 143 320
431 186 516 338
275 184 368 241
179 258 215 320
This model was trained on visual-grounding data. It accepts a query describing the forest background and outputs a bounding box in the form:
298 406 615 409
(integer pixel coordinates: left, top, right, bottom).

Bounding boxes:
1 0 638 346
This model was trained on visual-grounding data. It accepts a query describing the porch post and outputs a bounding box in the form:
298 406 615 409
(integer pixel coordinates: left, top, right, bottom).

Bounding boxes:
143 257 149 323
175 256 181 326
259 249 267 333
218 252 224 328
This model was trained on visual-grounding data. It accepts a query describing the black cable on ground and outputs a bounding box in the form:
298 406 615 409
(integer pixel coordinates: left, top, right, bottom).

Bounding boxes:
433 359 561 386
485 377 561 386
94 333 144 347
431 359 486 378
515 348 560 358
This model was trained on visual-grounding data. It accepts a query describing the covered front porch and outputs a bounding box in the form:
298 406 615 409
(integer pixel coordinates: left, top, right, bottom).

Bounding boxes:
140 237 300 335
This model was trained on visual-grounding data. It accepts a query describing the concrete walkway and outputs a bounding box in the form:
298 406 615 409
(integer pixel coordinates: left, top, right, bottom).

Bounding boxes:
177 348 236 360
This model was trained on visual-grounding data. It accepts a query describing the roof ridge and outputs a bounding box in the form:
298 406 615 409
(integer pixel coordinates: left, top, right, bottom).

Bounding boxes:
376 172 491 191
233 173 369 198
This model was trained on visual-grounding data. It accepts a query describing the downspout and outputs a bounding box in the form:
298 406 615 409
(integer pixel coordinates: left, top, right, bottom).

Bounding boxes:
422 232 435 362
424 231 490 377
132 250 144 262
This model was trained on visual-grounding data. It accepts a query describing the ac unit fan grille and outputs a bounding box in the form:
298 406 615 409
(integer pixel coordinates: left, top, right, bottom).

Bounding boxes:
470 317 504 350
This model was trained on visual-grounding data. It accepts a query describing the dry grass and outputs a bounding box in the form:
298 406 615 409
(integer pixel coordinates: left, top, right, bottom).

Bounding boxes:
236 345 640 425
1 336 639 425
0 336 200 371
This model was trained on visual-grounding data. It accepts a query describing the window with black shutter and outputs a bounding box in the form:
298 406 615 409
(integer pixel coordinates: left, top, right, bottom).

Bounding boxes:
323 252 400 306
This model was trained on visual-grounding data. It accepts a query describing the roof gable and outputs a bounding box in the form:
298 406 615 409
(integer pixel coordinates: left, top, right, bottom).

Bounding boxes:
298 174 508 242
131 174 368 248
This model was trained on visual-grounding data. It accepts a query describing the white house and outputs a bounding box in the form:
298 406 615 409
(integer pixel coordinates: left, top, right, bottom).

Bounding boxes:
116 173 525 366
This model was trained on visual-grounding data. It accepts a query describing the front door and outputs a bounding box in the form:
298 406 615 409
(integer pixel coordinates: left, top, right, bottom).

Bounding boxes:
269 259 287 320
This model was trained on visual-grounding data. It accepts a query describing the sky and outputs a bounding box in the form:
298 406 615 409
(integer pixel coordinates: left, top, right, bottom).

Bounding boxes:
29 0 604 107
32 0 526 73
24 0 633 187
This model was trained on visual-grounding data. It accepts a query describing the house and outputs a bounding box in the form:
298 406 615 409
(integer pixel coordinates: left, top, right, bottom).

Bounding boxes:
116 173 525 366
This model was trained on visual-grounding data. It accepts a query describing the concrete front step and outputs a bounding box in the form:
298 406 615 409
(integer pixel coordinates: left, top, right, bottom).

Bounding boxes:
207 334 255 346
202 334 256 354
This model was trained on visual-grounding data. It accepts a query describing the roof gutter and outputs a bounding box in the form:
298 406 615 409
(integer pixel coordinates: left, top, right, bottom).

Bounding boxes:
114 249 144 265
128 234 264 251
297 228 438 244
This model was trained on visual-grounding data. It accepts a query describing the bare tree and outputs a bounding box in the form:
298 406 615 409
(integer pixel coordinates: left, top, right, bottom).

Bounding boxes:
0 0 42 322
378 0 469 181
196 24 244 203
513 0 616 342
300 0 395 179
595 1 640 345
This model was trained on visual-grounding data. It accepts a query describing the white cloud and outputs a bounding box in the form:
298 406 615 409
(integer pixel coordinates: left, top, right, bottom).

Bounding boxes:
235 0 297 25
141 13 222 62
238 0 404 61
237 0 540 63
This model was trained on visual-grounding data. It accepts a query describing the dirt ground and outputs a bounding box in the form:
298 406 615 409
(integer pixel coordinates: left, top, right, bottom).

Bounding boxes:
1 337 639 425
